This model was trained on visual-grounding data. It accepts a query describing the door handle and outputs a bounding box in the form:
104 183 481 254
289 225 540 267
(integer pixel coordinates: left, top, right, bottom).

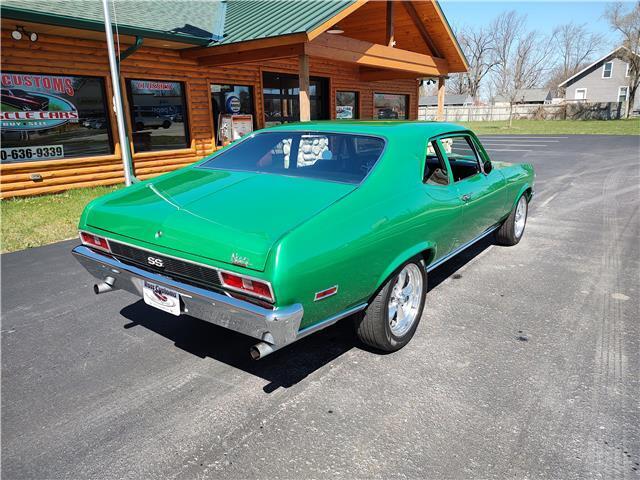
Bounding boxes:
461 194 471 202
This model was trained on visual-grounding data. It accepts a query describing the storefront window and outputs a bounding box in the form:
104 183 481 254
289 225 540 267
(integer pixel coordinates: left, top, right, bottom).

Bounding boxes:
1 72 112 163
336 91 359 119
126 79 188 152
374 93 409 120
211 84 254 145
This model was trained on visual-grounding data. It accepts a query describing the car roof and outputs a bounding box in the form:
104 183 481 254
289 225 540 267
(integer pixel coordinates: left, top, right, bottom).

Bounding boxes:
262 121 469 137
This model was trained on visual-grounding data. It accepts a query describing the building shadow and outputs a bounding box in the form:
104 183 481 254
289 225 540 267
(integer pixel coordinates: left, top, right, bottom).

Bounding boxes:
119 236 494 392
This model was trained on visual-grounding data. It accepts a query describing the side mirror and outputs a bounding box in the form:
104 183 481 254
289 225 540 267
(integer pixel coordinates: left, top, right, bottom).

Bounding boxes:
483 160 492 174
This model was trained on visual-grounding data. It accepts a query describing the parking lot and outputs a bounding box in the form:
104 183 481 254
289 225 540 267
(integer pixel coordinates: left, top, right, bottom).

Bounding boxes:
2 134 639 479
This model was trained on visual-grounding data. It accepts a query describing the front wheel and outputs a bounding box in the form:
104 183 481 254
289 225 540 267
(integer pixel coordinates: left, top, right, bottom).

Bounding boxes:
355 258 427 352
495 194 528 246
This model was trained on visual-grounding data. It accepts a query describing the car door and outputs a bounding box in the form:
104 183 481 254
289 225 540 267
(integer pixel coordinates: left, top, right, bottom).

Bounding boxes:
421 138 465 258
437 134 505 243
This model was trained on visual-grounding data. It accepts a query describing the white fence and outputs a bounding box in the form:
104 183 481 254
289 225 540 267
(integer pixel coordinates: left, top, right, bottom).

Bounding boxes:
418 102 626 122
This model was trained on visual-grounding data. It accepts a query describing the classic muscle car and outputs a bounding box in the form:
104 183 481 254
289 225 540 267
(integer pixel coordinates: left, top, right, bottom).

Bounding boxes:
73 122 534 359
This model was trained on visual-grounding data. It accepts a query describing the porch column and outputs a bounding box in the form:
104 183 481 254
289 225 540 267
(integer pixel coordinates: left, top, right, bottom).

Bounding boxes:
437 76 446 121
299 53 311 122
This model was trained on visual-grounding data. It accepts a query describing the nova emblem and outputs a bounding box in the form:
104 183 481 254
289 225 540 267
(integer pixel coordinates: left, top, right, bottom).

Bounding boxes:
231 253 249 267
147 256 164 268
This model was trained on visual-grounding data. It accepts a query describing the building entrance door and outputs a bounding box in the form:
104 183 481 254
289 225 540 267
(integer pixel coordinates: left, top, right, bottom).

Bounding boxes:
262 72 328 126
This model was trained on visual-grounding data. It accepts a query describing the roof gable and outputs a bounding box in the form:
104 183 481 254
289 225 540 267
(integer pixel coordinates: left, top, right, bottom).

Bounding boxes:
559 46 639 87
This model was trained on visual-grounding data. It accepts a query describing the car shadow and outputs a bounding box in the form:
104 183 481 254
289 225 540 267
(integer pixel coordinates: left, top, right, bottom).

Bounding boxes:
119 236 494 393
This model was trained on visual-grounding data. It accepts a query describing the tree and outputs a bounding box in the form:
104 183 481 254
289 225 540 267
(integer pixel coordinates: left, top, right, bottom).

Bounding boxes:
491 11 555 126
605 2 640 117
549 22 604 94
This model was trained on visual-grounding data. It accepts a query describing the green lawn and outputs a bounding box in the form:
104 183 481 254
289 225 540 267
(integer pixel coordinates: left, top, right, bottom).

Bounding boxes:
1 184 122 253
458 119 640 135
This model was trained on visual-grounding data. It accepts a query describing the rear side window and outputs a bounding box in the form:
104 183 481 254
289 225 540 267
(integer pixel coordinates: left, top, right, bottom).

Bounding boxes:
424 140 449 186
440 136 481 182
199 131 385 184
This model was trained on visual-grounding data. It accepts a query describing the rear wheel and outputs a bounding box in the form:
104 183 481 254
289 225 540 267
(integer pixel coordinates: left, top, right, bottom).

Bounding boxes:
495 194 528 246
355 258 427 352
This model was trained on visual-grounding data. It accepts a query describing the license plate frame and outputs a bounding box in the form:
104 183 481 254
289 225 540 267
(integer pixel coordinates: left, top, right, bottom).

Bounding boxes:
142 281 181 316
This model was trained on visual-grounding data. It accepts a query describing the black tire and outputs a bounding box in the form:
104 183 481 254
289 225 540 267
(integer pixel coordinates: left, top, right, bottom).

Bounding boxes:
162 120 171 129
495 193 528 246
355 257 427 352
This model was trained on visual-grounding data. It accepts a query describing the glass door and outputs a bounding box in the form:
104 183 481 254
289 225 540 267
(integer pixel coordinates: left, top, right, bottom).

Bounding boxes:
262 72 328 126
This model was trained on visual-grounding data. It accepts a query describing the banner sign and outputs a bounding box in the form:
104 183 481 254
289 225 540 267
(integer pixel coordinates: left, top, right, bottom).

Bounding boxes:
1 73 80 132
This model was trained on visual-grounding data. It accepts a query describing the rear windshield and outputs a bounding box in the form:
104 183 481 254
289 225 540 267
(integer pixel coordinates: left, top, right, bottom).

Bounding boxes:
199 132 385 184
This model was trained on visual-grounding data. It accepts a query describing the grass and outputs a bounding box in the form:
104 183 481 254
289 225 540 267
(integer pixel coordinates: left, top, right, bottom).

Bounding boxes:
1 184 122 253
457 119 640 135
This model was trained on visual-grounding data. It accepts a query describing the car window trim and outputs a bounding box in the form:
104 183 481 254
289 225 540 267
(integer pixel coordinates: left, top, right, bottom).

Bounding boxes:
434 132 485 182
423 137 452 186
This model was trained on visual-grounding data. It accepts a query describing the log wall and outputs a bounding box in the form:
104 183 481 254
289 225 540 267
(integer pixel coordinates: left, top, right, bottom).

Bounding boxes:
0 26 419 198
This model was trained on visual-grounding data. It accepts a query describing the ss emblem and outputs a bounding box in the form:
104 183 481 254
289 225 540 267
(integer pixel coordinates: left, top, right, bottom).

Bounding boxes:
147 256 164 268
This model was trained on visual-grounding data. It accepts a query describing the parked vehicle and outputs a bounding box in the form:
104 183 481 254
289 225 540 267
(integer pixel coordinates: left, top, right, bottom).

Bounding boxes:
134 112 172 130
73 122 534 359
377 108 399 119
1 88 49 111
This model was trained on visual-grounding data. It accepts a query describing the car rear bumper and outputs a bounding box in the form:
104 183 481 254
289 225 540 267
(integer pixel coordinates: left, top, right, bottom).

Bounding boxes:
71 245 304 348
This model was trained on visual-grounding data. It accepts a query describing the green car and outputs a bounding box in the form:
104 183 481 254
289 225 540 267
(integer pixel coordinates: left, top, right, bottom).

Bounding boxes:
73 121 534 359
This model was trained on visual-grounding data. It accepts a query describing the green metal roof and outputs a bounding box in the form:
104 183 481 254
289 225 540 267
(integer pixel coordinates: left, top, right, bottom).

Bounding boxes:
0 0 226 45
219 0 356 45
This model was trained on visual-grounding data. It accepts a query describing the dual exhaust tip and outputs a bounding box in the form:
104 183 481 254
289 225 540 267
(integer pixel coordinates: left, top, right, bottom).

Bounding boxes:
93 276 115 294
93 275 276 361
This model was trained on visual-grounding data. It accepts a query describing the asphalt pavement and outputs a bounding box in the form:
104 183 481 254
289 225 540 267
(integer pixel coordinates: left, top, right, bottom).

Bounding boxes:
2 134 639 479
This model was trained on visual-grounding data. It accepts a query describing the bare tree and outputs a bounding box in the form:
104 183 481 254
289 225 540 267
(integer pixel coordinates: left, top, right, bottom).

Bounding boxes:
491 11 556 126
550 22 604 94
456 25 498 100
605 2 640 117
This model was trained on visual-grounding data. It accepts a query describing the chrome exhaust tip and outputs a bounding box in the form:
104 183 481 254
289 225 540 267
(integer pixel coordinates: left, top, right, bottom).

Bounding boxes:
93 276 115 294
250 341 275 360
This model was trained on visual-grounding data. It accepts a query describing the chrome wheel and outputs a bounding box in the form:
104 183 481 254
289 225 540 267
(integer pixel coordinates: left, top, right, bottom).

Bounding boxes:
388 263 424 337
514 196 527 239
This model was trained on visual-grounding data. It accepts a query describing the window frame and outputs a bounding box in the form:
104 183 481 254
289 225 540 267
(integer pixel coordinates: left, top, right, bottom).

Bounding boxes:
602 61 613 78
618 86 629 102
626 63 631 77
575 88 587 100
373 92 409 120
0 71 115 163
435 132 484 183
210 82 257 146
335 90 360 119
124 77 191 153
423 138 452 186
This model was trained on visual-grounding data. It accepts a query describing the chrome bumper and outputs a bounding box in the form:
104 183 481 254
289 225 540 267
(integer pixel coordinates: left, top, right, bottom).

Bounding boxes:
71 245 304 348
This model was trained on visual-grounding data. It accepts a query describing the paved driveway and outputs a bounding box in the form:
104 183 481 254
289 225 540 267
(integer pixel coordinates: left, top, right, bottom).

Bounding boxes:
2 135 639 479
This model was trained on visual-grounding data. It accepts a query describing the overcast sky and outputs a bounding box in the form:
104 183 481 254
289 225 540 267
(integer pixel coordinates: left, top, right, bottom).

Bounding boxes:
440 1 622 57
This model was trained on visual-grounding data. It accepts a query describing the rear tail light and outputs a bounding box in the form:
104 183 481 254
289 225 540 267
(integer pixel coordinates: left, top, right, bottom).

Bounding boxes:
80 231 111 252
220 271 274 303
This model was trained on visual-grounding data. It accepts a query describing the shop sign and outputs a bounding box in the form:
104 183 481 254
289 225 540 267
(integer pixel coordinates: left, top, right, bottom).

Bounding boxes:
225 95 241 113
1 73 79 132
336 105 353 119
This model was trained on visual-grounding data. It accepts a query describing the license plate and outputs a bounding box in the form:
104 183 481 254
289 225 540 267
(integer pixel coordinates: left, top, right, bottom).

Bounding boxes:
142 281 181 316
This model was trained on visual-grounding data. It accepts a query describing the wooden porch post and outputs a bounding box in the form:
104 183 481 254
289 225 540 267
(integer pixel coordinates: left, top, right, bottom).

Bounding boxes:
386 0 395 47
299 53 311 122
437 76 446 121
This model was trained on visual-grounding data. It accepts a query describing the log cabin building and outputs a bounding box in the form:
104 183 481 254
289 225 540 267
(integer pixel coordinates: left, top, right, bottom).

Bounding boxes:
0 0 467 198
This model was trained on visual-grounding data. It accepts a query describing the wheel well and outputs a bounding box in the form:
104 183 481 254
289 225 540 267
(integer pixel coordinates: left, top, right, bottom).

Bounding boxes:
524 187 533 201
420 248 436 268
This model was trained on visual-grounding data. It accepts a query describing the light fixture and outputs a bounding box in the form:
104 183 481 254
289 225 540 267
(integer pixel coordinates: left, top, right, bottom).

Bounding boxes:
327 24 344 35
11 26 38 42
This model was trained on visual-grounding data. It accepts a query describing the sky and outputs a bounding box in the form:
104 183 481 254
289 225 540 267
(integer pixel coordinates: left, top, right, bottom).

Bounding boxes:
439 1 623 57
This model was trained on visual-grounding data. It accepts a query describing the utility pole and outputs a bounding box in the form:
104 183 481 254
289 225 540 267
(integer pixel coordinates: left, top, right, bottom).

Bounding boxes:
102 0 135 186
